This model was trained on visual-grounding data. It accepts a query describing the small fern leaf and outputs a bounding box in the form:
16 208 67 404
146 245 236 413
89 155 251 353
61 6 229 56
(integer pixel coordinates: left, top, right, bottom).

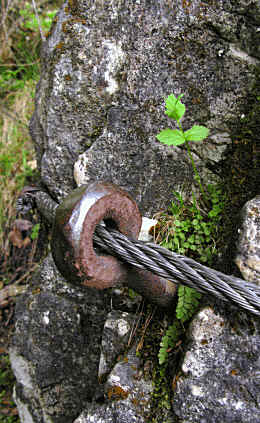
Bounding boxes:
158 320 182 365
176 285 202 323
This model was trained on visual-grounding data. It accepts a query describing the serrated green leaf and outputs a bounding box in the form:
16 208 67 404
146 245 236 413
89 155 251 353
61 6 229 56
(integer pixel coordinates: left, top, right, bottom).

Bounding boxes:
165 94 186 121
184 125 209 141
156 129 185 146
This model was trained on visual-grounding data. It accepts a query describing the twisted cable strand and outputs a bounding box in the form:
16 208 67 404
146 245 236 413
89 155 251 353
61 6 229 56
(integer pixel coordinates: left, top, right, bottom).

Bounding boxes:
95 226 230 300
94 225 260 316
184 256 260 307
152 243 258 310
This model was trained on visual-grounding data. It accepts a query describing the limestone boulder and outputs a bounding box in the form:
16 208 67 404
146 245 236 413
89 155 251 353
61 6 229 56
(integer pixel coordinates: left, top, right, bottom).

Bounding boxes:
235 196 260 285
30 0 260 215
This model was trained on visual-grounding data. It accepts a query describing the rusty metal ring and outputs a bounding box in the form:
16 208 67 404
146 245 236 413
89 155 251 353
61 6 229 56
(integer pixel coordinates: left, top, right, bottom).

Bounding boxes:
51 182 142 289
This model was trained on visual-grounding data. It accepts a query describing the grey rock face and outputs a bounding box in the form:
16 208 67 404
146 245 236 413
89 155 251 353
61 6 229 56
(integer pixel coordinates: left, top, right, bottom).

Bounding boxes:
75 346 153 423
30 0 260 215
172 304 260 423
172 195 260 423
235 196 260 284
98 310 136 381
10 255 107 423
74 402 146 423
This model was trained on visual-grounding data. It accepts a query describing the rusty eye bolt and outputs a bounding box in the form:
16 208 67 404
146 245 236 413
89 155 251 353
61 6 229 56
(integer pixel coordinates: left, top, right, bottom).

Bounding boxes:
51 182 176 308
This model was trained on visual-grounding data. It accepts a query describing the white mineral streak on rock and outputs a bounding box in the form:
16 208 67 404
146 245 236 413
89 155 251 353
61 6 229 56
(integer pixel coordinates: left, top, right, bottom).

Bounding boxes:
117 319 131 337
73 151 90 187
191 385 204 397
139 217 157 242
105 312 131 337
73 129 111 187
9 349 34 389
229 44 260 65
110 374 120 384
103 40 125 95
42 310 50 325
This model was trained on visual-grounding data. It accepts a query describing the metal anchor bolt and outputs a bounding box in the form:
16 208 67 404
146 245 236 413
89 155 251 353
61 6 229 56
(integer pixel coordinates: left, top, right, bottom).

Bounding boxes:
51 181 176 308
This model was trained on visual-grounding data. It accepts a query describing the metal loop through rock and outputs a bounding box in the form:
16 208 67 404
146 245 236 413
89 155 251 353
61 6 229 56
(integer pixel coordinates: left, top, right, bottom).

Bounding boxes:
31 186 260 317
50 182 177 308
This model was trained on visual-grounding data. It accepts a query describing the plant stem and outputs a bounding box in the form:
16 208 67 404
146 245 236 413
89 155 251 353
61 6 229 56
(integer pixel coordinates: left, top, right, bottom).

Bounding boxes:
177 120 209 204
185 141 208 202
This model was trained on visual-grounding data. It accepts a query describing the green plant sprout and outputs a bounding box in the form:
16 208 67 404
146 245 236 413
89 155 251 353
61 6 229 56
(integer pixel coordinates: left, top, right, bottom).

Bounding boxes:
156 94 209 202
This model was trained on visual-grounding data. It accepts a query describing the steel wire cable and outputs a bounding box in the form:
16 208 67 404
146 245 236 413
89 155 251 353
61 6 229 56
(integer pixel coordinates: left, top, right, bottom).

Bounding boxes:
95 225 234 301
94 224 260 317
94 226 200 290
31 191 260 316
184 256 260 309
160 247 258 309
94 227 223 297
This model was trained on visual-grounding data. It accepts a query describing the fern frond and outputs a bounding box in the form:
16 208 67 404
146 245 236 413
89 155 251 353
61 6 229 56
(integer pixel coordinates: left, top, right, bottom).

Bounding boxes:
158 320 182 365
176 285 201 323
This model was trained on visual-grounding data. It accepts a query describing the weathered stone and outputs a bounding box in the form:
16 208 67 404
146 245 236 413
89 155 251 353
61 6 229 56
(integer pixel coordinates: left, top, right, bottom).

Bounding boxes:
10 255 107 423
171 303 260 422
30 0 260 215
98 310 135 381
75 346 153 423
12 0 260 421
171 195 260 422
74 402 146 423
235 196 260 284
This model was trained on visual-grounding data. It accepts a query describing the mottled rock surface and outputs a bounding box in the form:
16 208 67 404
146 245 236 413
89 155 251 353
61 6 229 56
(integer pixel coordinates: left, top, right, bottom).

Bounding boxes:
30 0 260 215
10 255 107 423
172 303 260 423
75 346 153 423
171 195 260 422
98 310 135 381
235 196 260 284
